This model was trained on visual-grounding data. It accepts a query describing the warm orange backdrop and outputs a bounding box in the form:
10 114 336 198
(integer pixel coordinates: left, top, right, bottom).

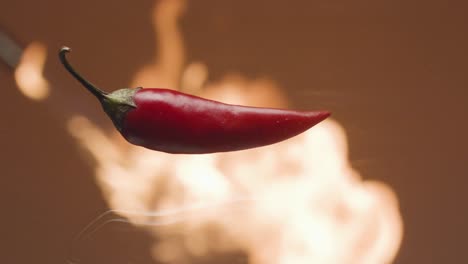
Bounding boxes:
1 0 467 263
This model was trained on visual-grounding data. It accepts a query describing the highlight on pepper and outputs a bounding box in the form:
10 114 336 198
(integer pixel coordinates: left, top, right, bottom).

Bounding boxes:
59 47 330 154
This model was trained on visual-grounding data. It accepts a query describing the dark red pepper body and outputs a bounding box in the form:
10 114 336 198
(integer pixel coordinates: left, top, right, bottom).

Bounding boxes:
122 88 330 154
59 47 331 154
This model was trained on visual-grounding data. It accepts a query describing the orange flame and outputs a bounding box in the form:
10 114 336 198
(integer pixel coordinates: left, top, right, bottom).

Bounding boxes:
7 0 402 263
14 42 50 101
67 0 403 263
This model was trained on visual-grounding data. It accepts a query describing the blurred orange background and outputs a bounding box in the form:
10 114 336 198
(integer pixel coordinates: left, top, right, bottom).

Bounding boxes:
1 0 467 263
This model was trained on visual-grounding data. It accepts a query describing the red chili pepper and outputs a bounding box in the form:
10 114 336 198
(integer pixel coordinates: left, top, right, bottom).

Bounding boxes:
59 47 330 154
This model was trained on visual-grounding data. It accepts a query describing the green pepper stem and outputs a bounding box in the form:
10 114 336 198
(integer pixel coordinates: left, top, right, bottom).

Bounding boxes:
59 46 108 100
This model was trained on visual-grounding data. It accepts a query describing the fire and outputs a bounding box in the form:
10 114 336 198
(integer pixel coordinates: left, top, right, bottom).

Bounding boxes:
14 42 50 101
68 0 403 263
130 0 186 89
67 112 402 264
10 0 403 263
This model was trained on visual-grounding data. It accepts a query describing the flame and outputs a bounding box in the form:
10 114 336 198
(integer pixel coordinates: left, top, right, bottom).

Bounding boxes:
5 0 402 262
14 42 50 101
130 0 187 88
67 0 403 263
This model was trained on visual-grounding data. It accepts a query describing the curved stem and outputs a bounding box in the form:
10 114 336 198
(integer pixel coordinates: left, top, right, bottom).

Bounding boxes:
59 46 108 100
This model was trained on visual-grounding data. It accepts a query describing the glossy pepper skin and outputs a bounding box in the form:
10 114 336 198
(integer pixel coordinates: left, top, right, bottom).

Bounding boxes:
59 47 330 154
